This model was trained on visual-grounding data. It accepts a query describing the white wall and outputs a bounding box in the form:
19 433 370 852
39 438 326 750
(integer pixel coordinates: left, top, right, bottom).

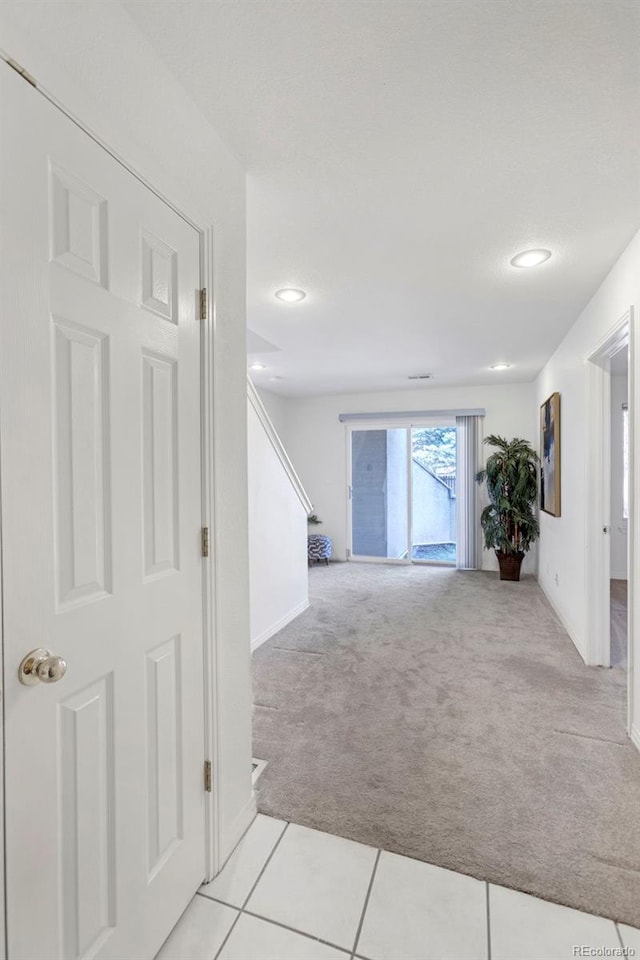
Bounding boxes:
0 0 253 864
282 382 537 572
248 395 310 650
535 231 639 739
256 386 289 440
611 373 629 580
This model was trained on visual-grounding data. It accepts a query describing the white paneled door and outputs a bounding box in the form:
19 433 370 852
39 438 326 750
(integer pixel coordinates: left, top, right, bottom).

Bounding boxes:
0 64 207 958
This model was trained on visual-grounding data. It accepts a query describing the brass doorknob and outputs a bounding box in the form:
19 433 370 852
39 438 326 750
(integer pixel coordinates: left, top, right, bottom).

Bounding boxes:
18 648 67 685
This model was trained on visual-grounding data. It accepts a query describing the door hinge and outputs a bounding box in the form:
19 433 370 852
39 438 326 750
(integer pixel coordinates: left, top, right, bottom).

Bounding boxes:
6 58 37 88
200 288 208 320
346 548 351 559
201 526 210 558
204 760 212 793
348 485 352 500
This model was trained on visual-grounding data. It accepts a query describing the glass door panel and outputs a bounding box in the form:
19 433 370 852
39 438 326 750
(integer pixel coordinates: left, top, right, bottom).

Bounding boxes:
411 426 457 563
350 428 409 559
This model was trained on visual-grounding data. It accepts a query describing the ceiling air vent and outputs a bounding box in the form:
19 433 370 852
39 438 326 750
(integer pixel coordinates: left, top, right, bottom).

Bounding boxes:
408 374 433 380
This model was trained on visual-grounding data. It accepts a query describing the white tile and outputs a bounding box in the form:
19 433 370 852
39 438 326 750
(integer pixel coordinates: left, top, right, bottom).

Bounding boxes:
199 814 287 907
246 823 377 949
219 913 348 960
490 885 620 960
618 924 640 951
357 850 487 960
155 896 237 960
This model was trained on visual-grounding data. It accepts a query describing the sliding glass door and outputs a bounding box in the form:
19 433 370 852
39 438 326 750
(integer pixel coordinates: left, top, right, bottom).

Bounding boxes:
349 423 457 564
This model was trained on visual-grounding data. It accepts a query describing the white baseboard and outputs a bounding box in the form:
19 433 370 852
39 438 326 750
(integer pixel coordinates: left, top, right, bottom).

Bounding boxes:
537 577 588 664
630 724 640 754
216 793 257 875
251 598 310 652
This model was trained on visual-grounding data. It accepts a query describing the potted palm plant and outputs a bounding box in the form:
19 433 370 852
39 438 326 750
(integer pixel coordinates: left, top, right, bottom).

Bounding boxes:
475 435 540 581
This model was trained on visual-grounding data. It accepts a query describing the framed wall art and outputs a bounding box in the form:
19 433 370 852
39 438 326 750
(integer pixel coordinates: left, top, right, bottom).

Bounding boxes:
540 391 561 516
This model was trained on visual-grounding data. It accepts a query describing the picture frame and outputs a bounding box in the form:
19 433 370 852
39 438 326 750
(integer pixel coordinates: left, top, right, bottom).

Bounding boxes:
540 392 561 516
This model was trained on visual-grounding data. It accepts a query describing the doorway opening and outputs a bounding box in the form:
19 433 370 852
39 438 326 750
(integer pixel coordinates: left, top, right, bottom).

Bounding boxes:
585 307 634 740
610 346 629 669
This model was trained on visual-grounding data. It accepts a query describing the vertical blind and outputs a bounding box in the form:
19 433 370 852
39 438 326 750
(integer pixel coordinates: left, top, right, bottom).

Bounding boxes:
456 415 482 570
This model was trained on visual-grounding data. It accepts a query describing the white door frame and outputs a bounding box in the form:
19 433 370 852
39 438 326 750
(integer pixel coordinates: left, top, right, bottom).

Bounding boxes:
0 55 222 892
585 307 635 733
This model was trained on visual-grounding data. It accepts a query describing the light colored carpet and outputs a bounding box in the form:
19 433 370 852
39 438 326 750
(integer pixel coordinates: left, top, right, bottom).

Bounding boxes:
611 579 628 669
252 562 640 927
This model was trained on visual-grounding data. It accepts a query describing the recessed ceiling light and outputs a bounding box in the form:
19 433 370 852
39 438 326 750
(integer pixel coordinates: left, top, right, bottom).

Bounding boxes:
275 288 306 302
510 249 552 268
249 362 266 371
490 362 511 371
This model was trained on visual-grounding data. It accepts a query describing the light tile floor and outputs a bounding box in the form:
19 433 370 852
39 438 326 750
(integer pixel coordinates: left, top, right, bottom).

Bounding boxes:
157 814 639 960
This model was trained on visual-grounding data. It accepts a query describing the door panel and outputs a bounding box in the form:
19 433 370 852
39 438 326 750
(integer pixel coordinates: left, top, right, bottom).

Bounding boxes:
410 426 457 564
146 635 183 877
350 428 409 559
49 160 109 286
1 63 206 959
142 352 180 578
59 675 116 960
53 317 112 607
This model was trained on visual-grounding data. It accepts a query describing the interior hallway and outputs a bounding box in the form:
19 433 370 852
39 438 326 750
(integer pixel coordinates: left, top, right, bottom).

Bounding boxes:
252 563 640 928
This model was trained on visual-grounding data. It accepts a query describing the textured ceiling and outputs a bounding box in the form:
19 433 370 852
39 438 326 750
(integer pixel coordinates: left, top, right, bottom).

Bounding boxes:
123 0 640 396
